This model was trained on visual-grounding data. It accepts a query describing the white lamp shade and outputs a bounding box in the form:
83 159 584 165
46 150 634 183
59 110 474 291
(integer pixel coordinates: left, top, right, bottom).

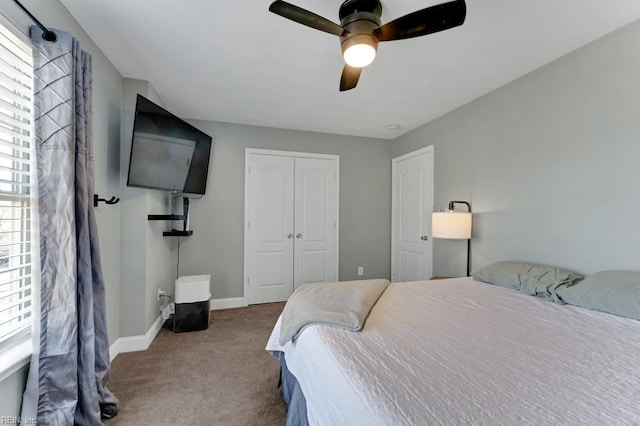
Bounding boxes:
343 43 376 68
432 211 472 240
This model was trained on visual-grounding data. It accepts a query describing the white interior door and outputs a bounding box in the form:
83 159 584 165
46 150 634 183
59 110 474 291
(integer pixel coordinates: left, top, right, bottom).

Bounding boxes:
293 157 338 290
392 147 434 282
246 154 294 304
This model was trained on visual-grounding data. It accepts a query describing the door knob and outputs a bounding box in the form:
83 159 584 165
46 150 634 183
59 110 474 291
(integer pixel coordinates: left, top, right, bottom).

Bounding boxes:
420 235 428 241
287 233 293 239
296 233 302 238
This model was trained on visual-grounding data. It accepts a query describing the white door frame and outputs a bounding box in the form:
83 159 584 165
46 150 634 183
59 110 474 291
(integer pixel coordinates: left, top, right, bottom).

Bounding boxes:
391 146 434 282
244 148 340 306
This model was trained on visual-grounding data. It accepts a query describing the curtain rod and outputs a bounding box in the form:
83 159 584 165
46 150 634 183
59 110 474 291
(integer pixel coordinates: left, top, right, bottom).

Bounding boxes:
12 0 57 42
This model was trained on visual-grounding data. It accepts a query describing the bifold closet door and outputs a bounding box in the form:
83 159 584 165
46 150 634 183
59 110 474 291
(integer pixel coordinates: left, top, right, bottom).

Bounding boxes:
293 157 338 290
245 150 339 305
246 154 295 304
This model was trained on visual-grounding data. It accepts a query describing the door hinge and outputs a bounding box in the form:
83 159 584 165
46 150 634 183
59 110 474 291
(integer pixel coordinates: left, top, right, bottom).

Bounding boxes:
247 221 251 230
247 277 250 286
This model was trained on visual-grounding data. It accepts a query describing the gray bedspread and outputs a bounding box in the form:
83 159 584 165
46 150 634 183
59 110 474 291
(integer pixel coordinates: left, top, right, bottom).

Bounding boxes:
279 279 390 345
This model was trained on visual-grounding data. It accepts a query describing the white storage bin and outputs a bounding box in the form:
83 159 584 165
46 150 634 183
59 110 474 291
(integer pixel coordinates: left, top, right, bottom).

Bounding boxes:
174 274 211 333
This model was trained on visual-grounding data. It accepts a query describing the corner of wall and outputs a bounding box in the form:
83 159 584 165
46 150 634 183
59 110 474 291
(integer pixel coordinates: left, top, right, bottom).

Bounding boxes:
119 79 176 336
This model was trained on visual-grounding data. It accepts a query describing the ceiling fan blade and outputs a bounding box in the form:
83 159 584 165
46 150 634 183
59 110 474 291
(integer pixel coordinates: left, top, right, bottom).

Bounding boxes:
340 65 362 91
269 1 346 37
375 0 466 42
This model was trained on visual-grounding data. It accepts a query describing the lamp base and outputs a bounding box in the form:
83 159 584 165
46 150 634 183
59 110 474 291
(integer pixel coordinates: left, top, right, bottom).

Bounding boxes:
467 238 471 277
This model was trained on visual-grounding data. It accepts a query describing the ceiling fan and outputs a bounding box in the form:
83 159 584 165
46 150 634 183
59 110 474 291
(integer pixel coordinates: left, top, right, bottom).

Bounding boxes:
269 0 467 91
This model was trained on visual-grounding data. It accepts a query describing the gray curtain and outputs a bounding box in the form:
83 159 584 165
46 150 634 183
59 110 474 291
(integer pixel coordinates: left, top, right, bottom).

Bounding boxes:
21 27 118 425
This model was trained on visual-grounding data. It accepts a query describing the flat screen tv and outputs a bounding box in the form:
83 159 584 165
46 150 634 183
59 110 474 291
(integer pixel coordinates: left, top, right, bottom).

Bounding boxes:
127 94 213 195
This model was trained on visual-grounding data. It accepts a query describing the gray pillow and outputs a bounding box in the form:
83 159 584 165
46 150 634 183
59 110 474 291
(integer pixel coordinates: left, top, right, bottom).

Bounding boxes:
472 261 584 302
557 271 640 320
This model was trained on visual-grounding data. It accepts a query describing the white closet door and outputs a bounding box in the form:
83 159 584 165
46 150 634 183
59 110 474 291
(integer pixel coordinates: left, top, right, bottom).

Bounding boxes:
246 154 295 304
293 157 338 290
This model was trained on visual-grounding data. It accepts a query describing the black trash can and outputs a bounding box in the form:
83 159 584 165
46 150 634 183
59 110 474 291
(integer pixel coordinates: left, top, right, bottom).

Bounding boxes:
174 275 211 333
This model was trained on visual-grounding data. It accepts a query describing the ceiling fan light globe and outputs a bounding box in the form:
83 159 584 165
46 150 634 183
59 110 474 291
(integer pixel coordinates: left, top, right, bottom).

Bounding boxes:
343 43 376 68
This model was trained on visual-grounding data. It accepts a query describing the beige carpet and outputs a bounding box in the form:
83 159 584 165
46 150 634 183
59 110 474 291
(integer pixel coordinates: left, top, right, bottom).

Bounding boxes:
105 303 287 425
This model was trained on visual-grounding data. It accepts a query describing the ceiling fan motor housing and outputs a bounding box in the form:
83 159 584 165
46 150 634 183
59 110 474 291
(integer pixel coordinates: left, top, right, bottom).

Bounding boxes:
340 12 381 57
339 0 383 20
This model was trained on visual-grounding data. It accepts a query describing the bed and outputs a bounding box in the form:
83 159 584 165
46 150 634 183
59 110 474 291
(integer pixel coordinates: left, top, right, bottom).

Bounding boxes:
266 276 640 425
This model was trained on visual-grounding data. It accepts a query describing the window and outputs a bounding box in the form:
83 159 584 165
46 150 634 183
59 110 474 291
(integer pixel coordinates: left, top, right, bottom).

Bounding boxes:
0 21 34 350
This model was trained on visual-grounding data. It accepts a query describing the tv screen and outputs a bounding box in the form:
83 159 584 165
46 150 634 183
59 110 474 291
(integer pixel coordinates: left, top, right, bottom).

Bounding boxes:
127 94 213 194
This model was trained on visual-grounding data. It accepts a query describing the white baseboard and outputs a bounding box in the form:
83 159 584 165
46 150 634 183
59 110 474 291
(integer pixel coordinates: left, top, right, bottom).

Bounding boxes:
210 297 245 310
108 298 245 362
109 314 165 362
109 340 119 362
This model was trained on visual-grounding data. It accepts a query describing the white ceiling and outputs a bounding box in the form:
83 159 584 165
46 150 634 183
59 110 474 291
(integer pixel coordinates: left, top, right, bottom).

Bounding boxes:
60 0 640 140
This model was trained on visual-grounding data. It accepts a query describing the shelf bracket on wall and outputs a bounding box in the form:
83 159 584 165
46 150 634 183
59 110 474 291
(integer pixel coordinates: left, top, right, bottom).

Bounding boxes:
163 230 193 237
147 214 193 237
148 214 183 221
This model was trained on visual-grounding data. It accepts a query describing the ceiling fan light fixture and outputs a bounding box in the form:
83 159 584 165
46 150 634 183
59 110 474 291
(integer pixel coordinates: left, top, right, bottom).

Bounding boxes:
269 0 467 90
342 34 377 68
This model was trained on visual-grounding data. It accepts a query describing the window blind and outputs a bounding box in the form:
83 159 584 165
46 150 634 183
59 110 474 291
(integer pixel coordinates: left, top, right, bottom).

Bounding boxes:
0 21 33 346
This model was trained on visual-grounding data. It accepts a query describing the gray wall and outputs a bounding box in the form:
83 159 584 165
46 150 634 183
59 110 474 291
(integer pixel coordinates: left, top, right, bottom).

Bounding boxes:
393 20 640 278
119 79 174 336
0 364 28 417
0 0 123 418
174 121 392 299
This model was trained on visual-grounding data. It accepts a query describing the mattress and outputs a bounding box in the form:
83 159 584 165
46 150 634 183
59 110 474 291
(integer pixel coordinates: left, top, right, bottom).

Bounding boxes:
266 277 640 425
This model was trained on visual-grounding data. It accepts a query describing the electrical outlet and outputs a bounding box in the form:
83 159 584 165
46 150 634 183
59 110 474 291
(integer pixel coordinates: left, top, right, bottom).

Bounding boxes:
157 287 166 301
357 266 364 276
